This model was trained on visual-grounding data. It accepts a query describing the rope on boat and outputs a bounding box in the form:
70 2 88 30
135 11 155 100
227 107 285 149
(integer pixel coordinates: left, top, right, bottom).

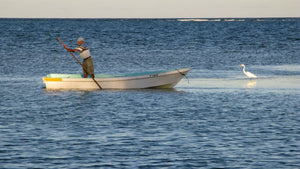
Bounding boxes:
176 69 189 84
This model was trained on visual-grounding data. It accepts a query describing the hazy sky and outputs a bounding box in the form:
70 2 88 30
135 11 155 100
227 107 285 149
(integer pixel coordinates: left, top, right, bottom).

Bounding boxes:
1 0 299 18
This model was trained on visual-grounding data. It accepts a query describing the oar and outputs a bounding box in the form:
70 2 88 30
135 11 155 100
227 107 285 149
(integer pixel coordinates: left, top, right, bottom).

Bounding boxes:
57 37 102 90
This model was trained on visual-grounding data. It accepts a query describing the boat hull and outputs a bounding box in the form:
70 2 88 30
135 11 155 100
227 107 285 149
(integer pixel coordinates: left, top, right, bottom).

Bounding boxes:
43 68 190 90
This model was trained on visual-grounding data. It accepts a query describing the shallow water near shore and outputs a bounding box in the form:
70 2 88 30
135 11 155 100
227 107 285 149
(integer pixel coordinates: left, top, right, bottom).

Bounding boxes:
0 18 300 168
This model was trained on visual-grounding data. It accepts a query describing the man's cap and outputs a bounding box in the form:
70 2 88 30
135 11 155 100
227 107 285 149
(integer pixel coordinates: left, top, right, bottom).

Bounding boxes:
77 37 84 42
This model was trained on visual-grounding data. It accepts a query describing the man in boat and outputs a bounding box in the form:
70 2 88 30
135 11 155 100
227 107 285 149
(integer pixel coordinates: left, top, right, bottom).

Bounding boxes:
64 37 95 78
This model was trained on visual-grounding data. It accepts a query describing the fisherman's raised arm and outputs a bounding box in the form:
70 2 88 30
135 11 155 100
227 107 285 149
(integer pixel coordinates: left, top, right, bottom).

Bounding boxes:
64 45 78 52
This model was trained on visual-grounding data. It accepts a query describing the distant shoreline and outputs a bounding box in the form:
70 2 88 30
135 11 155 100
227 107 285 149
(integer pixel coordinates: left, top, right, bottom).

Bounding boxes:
0 17 299 20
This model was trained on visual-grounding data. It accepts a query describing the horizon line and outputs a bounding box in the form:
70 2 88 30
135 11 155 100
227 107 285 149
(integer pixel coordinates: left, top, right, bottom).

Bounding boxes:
1 16 300 19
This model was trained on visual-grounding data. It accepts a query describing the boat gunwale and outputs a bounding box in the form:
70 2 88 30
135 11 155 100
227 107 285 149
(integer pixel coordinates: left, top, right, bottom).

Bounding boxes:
44 68 190 82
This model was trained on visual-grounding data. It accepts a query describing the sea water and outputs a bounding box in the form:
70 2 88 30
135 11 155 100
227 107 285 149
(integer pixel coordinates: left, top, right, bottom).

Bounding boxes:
0 18 299 168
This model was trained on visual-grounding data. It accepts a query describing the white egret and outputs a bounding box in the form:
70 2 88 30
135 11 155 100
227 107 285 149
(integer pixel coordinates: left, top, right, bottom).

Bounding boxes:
239 64 257 79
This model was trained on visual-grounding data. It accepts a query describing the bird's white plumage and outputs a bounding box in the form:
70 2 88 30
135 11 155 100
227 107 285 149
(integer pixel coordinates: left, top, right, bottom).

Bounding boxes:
239 64 257 79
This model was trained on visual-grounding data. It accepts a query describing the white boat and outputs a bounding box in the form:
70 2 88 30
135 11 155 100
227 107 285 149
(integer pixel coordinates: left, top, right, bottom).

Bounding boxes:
43 68 190 90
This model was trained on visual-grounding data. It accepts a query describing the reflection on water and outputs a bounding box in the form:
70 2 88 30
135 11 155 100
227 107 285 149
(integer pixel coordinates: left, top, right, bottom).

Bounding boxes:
43 88 180 93
244 80 257 88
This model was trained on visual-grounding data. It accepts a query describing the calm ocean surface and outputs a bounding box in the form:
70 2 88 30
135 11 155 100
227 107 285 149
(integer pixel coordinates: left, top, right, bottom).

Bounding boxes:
0 18 300 168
